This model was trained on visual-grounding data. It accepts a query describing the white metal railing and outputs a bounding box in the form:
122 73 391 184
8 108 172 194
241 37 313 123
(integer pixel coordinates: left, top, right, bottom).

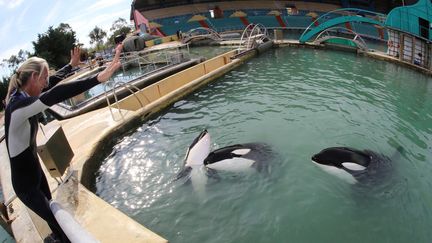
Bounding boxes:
237 23 271 52
299 8 386 43
182 27 223 44
61 45 190 109
103 81 150 121
119 44 191 76
314 26 369 50
50 201 99 243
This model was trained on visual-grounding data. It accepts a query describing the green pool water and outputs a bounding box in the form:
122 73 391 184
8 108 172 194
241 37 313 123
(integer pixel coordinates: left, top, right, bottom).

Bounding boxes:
95 47 432 242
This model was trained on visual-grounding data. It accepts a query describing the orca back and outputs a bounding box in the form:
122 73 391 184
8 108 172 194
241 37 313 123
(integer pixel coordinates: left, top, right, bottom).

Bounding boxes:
204 143 274 173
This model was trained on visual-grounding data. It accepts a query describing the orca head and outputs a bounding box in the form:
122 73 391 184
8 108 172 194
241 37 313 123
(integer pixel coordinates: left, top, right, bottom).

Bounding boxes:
311 147 372 184
203 145 248 165
312 147 371 170
184 130 211 167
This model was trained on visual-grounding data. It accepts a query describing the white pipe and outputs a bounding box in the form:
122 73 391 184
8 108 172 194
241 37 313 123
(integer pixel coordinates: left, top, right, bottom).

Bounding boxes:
49 201 99 243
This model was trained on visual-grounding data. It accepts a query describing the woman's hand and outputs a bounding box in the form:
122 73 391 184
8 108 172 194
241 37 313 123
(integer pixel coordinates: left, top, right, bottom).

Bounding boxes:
69 47 82 67
97 44 123 83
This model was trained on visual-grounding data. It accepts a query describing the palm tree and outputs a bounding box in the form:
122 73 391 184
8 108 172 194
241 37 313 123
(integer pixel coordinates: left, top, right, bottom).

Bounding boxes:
89 26 107 52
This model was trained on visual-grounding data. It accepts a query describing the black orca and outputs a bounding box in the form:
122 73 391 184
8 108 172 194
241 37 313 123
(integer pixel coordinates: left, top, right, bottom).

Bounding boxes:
176 130 273 185
311 147 399 184
204 143 273 173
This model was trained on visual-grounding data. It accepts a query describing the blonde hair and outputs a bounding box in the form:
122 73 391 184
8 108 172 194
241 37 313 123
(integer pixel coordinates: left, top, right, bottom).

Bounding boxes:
6 57 49 104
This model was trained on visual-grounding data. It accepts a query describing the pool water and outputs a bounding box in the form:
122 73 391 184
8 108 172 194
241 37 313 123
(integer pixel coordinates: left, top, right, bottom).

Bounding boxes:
95 48 432 242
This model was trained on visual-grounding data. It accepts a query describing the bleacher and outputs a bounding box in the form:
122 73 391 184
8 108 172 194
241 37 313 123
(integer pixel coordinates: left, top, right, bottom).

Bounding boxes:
134 1 384 40
210 18 245 32
283 16 315 28
139 1 341 20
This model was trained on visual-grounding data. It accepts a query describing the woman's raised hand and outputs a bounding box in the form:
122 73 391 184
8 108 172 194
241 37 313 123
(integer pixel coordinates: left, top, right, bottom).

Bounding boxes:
69 47 82 67
97 44 123 83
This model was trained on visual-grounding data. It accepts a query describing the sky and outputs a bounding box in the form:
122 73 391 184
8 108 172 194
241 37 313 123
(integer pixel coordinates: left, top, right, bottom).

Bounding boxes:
0 0 134 76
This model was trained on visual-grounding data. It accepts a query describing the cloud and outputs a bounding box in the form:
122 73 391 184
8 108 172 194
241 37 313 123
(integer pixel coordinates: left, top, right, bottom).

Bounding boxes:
0 0 31 37
0 19 14 43
15 3 32 32
42 1 63 28
0 0 25 9
0 0 132 75
68 8 130 46
67 3 129 24
86 0 125 12
0 42 32 61
67 0 128 23
0 42 32 78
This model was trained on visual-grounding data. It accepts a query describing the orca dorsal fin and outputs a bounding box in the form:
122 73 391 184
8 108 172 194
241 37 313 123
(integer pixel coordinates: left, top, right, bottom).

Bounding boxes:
342 162 366 171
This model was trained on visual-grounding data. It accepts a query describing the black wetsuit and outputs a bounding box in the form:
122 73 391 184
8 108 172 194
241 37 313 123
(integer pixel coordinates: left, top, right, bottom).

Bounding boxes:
4 64 100 242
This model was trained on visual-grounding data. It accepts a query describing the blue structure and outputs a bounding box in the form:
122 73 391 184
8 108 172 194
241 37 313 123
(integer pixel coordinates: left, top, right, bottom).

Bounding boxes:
385 0 432 40
154 10 323 35
299 15 383 43
299 8 386 43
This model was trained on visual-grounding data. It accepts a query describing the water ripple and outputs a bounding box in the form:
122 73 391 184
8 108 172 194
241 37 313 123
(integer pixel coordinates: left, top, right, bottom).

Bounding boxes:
96 48 432 243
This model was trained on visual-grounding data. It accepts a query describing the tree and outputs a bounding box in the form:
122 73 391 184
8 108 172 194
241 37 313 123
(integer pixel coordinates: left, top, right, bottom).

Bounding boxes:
0 77 8 110
108 18 132 45
0 76 9 110
33 23 77 69
89 26 107 52
1 49 30 71
110 18 129 32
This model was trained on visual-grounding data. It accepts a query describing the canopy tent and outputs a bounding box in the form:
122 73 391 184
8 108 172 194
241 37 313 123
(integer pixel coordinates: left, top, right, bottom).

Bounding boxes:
230 11 249 26
187 15 210 28
267 10 286 27
187 14 208 22
230 11 247 18
267 10 282 16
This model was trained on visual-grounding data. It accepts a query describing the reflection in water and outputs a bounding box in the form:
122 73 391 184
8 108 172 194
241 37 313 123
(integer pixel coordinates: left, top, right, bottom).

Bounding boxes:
96 48 432 243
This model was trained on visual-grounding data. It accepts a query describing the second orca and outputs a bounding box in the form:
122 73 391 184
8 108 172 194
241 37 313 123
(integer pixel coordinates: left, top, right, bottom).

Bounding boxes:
311 146 401 184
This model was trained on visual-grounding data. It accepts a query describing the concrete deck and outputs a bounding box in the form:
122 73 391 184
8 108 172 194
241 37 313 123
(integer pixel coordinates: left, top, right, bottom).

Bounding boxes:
0 50 254 242
1 123 168 243
1 36 430 242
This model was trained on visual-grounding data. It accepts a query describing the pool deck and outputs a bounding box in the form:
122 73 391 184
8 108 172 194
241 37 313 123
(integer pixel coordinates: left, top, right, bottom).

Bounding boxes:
0 49 254 242
0 111 169 242
1 37 431 242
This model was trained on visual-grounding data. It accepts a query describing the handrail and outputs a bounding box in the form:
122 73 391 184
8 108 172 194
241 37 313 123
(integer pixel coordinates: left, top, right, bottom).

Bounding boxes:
103 81 148 121
314 26 368 50
237 23 270 52
119 44 191 76
61 44 191 113
50 201 99 243
182 27 222 44
316 36 368 51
